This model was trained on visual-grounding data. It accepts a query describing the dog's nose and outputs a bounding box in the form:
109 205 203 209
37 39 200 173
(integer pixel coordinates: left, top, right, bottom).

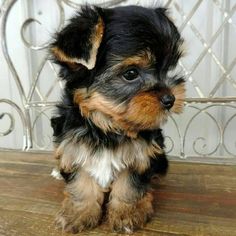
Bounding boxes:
160 94 175 109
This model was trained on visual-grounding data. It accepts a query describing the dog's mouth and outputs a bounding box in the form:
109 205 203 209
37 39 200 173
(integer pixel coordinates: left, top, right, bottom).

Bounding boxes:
73 82 185 138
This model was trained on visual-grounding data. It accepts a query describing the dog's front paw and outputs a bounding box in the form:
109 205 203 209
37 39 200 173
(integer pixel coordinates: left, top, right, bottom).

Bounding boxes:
107 193 154 233
55 198 102 233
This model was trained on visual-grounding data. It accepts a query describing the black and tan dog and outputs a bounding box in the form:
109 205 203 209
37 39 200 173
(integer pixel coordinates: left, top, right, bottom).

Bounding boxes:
50 5 185 233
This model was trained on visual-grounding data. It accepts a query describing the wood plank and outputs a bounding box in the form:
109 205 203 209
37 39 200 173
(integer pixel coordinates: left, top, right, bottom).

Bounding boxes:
0 151 236 236
0 151 56 165
0 173 64 203
0 208 185 236
147 211 236 236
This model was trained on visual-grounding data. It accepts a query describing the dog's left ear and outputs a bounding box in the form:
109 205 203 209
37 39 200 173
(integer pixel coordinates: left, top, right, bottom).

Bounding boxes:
51 6 104 70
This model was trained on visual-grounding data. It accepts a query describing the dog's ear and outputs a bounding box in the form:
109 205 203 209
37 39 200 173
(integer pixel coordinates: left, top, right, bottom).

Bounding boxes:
51 6 104 70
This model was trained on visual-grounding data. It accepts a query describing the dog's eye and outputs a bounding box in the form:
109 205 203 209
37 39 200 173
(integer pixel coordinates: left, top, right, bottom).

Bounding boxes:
122 68 139 81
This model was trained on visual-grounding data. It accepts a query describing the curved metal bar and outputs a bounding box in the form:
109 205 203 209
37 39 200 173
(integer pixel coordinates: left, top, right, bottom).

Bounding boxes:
26 1 65 102
167 115 183 157
164 136 174 154
62 0 127 8
1 0 33 150
31 107 53 150
0 0 236 161
20 0 65 51
27 57 48 102
20 18 51 50
185 97 236 103
183 105 222 156
0 112 15 136
1 0 27 103
0 99 28 150
186 4 236 80
222 113 236 156
27 57 63 103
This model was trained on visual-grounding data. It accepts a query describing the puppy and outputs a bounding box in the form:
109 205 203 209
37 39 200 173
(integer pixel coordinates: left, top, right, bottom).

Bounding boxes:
50 5 185 233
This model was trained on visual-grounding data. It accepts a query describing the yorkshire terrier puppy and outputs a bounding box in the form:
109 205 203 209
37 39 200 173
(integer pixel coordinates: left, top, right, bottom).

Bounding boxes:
50 5 185 234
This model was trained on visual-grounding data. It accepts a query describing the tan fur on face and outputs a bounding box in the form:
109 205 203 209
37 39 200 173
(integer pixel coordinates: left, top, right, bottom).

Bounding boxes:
121 50 155 68
74 90 128 133
109 50 155 72
124 92 165 130
171 82 186 113
73 89 167 137
74 89 124 133
73 83 184 137
74 90 125 116
89 111 121 133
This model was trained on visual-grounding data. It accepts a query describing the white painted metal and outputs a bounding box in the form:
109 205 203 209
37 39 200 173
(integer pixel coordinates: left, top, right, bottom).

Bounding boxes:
0 0 235 163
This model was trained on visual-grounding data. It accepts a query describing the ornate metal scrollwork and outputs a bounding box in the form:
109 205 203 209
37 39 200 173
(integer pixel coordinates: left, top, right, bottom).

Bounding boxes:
0 0 236 163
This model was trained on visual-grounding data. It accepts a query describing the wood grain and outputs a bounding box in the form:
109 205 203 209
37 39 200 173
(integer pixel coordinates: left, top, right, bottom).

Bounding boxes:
0 151 236 236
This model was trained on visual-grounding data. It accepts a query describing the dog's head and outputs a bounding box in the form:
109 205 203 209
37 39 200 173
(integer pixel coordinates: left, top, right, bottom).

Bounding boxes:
51 5 185 138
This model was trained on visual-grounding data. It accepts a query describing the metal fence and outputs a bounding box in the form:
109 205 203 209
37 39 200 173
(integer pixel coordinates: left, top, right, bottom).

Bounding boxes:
0 0 236 164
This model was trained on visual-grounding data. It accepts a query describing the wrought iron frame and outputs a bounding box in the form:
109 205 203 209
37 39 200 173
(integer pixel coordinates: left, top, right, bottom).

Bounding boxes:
0 0 236 164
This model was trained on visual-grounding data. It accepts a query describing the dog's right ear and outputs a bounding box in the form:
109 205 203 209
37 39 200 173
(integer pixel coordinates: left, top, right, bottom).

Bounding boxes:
50 6 104 70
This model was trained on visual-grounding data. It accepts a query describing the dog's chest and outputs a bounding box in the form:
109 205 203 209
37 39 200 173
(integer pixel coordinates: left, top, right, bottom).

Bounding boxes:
69 140 151 188
83 148 125 188
58 135 160 188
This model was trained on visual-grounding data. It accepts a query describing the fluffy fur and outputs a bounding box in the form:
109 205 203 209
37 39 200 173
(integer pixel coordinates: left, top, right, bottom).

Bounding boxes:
50 5 185 233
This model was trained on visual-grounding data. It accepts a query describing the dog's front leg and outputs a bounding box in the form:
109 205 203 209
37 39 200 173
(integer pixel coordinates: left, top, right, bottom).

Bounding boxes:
55 169 105 233
107 170 154 233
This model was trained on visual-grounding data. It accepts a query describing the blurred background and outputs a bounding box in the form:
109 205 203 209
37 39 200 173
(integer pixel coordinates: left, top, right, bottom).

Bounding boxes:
0 0 236 163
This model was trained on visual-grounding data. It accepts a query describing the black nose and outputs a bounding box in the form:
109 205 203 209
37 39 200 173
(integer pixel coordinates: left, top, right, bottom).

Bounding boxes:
160 94 175 109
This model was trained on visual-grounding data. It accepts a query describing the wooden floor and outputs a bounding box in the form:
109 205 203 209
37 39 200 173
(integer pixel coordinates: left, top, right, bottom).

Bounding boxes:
0 152 236 236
